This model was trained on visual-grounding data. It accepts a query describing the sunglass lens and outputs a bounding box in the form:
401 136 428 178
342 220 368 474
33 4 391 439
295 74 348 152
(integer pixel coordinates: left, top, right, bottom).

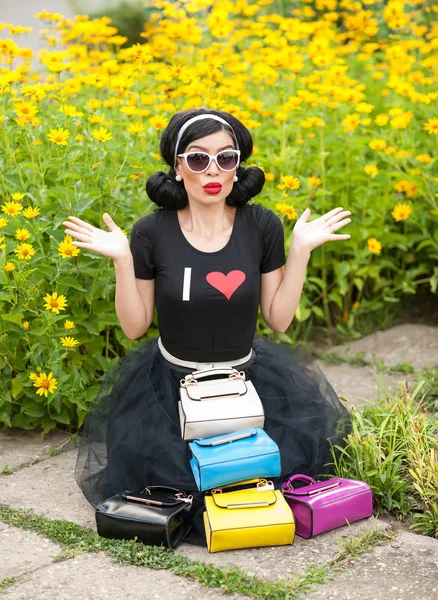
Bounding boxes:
217 151 238 170
186 153 209 172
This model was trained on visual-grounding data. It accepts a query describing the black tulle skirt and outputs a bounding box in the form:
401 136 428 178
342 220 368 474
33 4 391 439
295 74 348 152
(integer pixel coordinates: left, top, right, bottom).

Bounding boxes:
75 334 351 546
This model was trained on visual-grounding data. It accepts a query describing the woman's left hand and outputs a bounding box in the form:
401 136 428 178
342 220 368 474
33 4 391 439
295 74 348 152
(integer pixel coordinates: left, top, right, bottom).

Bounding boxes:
291 207 352 254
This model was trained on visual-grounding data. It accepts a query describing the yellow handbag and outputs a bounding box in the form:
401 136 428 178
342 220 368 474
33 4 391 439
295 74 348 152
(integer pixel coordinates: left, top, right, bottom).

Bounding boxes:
203 479 295 553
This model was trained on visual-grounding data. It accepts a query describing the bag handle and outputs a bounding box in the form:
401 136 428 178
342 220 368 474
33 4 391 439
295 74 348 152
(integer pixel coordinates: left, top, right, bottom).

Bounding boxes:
181 367 245 386
282 474 315 491
122 486 193 507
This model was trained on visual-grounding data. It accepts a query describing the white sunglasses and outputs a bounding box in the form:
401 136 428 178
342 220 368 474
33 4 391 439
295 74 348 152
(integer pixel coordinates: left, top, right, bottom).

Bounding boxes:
177 150 241 173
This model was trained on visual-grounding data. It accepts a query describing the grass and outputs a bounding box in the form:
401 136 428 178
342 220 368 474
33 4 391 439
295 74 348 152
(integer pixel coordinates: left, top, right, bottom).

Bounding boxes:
0 505 391 600
331 381 438 538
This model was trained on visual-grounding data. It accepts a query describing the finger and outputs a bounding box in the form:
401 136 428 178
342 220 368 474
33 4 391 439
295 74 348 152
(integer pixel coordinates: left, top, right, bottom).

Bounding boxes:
62 221 90 234
298 207 311 222
102 213 119 231
64 229 92 242
330 217 352 232
330 234 351 240
322 207 344 222
327 210 351 225
66 216 94 232
70 241 94 248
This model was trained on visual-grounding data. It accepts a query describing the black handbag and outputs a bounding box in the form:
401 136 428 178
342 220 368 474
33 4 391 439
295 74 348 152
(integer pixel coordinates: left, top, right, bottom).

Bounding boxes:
95 486 193 549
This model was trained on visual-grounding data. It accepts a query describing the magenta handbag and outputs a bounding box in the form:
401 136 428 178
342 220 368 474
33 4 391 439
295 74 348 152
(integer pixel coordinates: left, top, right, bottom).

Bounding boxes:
281 474 373 538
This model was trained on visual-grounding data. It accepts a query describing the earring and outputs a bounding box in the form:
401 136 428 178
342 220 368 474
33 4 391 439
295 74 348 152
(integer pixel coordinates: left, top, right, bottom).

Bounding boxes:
233 175 238 182
175 174 182 182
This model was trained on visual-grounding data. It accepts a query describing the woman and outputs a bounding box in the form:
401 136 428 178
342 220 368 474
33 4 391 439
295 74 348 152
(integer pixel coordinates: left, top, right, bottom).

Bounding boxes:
65 107 352 546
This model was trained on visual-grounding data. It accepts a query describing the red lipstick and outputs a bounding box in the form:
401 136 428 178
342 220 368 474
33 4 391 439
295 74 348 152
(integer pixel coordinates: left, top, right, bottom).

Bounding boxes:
203 182 222 195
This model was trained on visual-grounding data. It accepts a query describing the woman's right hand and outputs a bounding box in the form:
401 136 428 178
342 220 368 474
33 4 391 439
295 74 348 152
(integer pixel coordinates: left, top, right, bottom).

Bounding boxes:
62 213 131 262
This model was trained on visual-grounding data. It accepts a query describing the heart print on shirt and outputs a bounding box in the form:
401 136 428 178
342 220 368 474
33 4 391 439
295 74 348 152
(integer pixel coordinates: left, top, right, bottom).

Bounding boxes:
182 268 246 301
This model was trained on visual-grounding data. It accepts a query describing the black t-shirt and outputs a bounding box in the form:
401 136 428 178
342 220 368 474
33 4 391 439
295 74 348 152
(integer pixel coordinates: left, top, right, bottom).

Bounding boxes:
129 202 286 362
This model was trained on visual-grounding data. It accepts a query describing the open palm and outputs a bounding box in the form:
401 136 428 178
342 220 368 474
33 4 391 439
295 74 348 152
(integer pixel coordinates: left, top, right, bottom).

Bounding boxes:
62 213 130 261
292 207 352 253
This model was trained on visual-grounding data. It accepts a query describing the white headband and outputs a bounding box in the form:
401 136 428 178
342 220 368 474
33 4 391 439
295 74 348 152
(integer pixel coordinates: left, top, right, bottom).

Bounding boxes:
173 114 239 169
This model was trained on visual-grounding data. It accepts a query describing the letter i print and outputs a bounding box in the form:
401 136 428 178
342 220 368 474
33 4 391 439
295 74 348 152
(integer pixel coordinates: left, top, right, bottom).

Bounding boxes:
182 267 191 301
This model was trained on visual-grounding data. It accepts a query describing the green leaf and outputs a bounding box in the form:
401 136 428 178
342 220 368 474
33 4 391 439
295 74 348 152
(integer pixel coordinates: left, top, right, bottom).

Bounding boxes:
61 276 88 292
1 313 23 325
11 377 23 399
0 412 12 427
22 399 46 418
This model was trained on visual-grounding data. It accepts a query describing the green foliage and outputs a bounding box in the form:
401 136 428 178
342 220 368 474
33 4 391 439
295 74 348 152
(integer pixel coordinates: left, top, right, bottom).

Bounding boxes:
0 504 391 599
1 1 437 430
331 382 438 537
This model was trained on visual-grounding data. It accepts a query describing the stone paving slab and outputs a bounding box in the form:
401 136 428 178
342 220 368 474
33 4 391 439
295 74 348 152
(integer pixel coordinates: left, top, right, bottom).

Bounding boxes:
306 531 438 600
0 449 390 583
316 363 415 407
0 428 75 473
0 450 95 529
1 552 246 600
327 324 438 371
177 518 389 581
0 522 61 579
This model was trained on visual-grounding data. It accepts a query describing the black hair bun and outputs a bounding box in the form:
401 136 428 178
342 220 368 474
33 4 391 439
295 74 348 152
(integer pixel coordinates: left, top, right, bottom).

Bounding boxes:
146 171 188 210
226 166 265 207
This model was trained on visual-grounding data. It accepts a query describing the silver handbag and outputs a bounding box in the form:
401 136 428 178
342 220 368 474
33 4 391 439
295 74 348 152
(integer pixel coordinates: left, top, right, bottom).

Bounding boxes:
178 367 265 441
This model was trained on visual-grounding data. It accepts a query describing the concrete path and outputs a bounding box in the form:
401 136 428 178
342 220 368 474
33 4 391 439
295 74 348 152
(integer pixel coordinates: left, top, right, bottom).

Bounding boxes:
1 323 437 599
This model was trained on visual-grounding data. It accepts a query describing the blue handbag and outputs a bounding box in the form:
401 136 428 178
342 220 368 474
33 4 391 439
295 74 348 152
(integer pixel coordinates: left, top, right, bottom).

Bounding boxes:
189 427 281 492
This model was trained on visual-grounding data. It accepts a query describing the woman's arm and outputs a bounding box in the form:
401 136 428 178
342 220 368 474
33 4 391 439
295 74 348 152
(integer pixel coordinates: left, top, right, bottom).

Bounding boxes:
260 244 310 333
113 254 155 340
260 206 352 333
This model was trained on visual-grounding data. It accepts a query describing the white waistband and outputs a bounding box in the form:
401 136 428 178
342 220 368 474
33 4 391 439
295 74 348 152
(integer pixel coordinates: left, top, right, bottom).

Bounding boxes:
158 337 253 370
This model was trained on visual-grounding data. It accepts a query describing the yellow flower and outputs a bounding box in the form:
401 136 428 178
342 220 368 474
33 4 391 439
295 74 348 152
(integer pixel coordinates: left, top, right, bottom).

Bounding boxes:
15 228 30 241
352 301 360 309
149 116 169 130
60 336 79 348
33 371 57 398
0 217 8 228
0 237 5 250
58 235 80 258
92 126 112 142
367 238 382 254
2 201 23 216
369 139 387 151
375 114 389 126
4 262 15 272
47 128 69 146
391 203 412 222
22 321 30 330
150 152 161 160
394 180 417 198
85 99 102 109
364 165 379 177
355 103 374 113
64 320 75 330
415 154 432 164
307 176 321 187
423 117 438 135
127 121 147 134
120 106 139 116
275 203 298 220
265 173 275 182
252 146 259 155
277 175 300 191
43 292 68 314
14 242 35 260
13 101 38 119
11 193 25 201
29 372 38 381
75 134 84 143
22 206 40 218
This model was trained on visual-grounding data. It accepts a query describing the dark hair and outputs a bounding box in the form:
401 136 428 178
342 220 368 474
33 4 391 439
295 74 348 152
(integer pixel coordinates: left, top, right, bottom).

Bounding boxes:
146 107 265 210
